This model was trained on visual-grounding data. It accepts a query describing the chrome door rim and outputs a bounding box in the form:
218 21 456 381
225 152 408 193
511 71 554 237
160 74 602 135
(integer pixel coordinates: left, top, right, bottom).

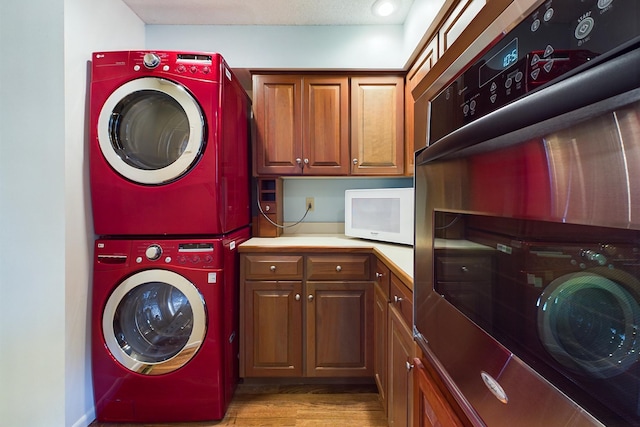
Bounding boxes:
97 77 204 184
102 269 206 375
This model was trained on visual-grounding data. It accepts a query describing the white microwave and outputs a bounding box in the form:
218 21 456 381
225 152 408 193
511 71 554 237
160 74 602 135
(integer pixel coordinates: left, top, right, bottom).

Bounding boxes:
344 188 414 246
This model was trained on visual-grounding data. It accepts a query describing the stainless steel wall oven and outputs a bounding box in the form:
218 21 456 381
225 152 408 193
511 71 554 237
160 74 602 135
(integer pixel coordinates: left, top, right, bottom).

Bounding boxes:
414 0 640 425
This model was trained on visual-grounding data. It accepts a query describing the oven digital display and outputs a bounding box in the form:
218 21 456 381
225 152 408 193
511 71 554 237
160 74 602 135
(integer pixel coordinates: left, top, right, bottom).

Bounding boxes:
479 38 519 87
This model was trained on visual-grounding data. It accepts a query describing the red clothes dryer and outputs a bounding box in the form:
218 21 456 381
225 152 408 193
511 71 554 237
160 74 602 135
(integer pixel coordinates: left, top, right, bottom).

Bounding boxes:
90 51 250 236
91 227 249 422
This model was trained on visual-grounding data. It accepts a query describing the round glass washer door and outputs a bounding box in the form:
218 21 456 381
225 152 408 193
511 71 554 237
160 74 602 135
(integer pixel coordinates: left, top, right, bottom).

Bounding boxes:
537 271 640 379
97 77 205 185
102 269 206 375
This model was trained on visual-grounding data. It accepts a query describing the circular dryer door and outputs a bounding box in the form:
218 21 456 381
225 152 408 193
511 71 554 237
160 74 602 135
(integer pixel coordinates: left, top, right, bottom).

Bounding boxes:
537 271 640 379
97 77 205 185
102 269 206 375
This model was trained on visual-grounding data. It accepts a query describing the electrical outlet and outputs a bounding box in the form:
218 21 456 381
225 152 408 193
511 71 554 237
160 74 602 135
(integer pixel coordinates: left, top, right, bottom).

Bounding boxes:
305 197 315 211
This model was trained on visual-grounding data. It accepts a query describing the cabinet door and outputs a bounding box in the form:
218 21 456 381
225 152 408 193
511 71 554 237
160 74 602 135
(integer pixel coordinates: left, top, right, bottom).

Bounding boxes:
413 358 464 427
438 0 486 56
243 281 303 377
303 77 350 175
388 306 414 427
306 281 374 377
253 75 303 175
350 76 405 175
374 260 391 412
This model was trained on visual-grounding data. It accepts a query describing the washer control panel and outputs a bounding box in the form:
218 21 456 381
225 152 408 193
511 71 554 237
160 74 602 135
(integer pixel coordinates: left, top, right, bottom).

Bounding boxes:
94 239 223 269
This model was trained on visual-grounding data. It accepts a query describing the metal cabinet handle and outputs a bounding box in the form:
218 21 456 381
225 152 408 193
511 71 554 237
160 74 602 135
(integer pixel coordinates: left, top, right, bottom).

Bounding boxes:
304 158 309 164
270 265 276 272
308 294 314 302
461 266 469 272
295 294 301 301
375 272 385 278
296 158 302 164
352 158 358 165
406 361 414 371
336 265 342 272
393 295 403 303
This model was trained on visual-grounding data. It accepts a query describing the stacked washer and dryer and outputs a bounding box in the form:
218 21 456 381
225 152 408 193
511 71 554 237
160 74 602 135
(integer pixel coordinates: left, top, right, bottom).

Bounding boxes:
89 51 251 423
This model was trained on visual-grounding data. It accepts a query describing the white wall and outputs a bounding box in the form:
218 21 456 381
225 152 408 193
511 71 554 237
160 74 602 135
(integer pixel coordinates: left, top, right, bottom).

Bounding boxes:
147 24 407 70
64 2 144 426
145 0 446 71
0 1 143 426
0 1 66 425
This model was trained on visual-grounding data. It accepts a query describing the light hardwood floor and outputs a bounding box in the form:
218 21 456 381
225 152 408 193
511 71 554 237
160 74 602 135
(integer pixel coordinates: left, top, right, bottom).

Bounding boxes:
90 383 388 427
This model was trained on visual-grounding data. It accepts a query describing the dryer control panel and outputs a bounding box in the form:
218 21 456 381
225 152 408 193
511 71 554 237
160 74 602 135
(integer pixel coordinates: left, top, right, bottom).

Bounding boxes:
92 50 225 81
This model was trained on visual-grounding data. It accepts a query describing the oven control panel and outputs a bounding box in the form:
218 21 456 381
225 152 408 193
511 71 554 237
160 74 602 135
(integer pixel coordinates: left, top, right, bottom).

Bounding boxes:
429 0 639 144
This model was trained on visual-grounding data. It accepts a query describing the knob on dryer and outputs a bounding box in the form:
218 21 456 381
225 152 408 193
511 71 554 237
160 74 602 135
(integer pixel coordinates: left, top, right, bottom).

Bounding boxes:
145 244 163 260
143 53 161 69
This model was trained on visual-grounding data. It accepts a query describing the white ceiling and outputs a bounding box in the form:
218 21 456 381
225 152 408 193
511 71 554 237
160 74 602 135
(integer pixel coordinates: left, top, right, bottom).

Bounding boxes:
122 0 415 26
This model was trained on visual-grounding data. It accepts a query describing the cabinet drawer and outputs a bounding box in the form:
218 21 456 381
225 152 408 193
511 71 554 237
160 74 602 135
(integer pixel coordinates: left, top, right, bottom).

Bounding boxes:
390 274 412 327
306 254 371 280
244 255 304 280
436 255 492 282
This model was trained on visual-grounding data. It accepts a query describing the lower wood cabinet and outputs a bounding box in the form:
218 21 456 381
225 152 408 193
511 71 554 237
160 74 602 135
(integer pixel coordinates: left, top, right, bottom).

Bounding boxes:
389 306 414 426
306 281 373 377
413 357 465 427
373 259 391 412
240 252 374 378
242 280 303 377
374 258 416 426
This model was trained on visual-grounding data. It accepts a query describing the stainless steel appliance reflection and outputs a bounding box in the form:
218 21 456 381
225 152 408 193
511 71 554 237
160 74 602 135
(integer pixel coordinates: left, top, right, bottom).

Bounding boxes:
416 90 640 425
414 7 640 423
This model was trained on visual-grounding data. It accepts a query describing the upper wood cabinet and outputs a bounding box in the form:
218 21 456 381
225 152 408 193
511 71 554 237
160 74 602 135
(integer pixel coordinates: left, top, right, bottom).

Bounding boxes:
438 0 486 56
253 74 350 176
350 76 405 175
253 75 302 175
253 74 404 176
304 77 350 175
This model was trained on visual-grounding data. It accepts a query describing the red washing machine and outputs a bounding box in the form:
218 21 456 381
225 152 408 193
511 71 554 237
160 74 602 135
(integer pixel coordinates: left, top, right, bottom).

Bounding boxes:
89 51 250 236
91 227 249 422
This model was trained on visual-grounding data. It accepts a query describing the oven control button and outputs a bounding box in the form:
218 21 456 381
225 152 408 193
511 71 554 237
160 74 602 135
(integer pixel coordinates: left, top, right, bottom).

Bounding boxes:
145 244 162 261
575 17 594 40
531 18 540 32
598 0 613 9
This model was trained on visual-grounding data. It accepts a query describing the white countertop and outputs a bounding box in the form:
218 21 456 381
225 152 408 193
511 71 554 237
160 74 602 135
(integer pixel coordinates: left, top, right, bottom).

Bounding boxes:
240 234 414 282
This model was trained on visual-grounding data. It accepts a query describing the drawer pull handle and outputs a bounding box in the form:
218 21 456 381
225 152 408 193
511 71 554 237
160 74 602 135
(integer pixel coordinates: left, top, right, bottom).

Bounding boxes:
461 266 469 272
295 294 301 301
308 294 314 302
375 272 385 278
406 361 415 371
336 265 342 272
270 265 276 272
393 295 403 303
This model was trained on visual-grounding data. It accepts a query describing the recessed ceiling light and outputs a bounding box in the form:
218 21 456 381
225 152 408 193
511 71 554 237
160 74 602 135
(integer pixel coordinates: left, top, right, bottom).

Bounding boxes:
372 0 397 17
